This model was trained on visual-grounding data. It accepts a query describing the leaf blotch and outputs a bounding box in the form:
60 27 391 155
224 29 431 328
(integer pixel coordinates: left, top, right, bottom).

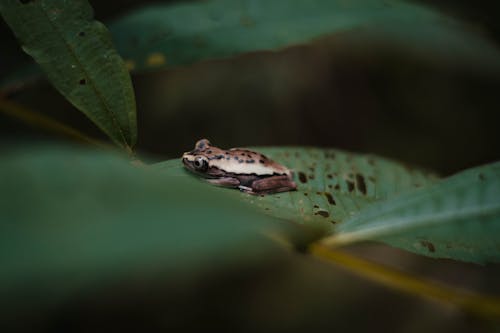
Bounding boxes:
324 192 336 205
298 172 307 183
420 240 435 253
346 180 355 192
355 173 367 195
314 210 330 218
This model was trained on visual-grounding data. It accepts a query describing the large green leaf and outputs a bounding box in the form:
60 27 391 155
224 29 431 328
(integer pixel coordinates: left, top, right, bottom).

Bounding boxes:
3 0 500 90
155 147 437 231
326 161 500 264
0 0 137 149
0 146 297 315
108 0 500 72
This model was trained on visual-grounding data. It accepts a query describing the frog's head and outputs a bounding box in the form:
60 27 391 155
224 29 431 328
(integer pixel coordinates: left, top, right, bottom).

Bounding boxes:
182 139 225 178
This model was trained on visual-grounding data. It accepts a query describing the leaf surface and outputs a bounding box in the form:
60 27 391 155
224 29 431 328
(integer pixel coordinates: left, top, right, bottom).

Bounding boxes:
327 161 500 263
155 147 437 231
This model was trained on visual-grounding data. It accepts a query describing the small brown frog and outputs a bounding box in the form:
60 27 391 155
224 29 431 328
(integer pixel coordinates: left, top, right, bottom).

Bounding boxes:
182 139 297 195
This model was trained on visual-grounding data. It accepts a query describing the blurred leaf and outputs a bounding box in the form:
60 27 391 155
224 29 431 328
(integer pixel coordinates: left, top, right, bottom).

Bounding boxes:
155 147 438 231
325 161 500 264
98 0 500 72
3 0 500 91
0 0 137 149
0 146 297 315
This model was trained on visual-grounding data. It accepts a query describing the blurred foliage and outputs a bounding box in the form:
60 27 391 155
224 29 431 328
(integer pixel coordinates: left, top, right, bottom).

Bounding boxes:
0 146 301 330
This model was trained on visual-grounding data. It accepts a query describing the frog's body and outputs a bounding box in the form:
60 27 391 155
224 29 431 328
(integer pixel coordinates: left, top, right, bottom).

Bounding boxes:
182 139 297 195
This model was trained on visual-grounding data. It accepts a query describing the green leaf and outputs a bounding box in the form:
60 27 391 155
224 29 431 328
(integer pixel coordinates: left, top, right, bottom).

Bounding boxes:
4 0 500 90
326 161 500 264
0 146 296 313
107 0 500 72
155 147 437 232
0 0 137 149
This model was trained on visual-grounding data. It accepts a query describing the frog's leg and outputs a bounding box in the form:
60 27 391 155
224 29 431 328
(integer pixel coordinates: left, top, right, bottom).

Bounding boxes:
244 175 297 195
206 177 240 188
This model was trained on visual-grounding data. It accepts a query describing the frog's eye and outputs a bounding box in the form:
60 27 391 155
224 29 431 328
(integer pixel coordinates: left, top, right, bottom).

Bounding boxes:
193 156 208 171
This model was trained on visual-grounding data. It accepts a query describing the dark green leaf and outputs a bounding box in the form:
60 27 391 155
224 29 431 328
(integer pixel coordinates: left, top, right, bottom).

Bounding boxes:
0 0 137 149
328 161 500 264
3 0 500 90
0 146 296 314
108 0 500 72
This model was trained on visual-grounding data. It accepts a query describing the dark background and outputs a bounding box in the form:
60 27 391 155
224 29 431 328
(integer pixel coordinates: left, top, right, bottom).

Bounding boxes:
1 1 500 332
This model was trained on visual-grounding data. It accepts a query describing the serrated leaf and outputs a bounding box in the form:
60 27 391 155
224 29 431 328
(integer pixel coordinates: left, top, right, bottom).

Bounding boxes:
0 0 137 148
0 146 295 315
155 147 437 232
327 161 500 264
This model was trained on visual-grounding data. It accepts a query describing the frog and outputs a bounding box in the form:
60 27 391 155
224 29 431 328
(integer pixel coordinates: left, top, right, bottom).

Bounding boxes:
182 139 297 195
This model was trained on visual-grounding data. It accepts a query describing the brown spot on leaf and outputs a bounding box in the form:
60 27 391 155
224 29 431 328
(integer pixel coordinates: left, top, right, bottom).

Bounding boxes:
298 172 307 183
327 174 333 179
314 210 330 218
346 180 355 192
313 204 319 208
334 184 340 190
324 151 336 159
308 174 315 180
324 192 336 205
355 174 367 195
79 78 86 85
420 240 435 253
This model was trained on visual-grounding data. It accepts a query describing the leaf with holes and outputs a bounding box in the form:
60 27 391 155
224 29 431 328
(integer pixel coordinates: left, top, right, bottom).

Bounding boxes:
0 0 136 149
155 147 438 232
326 161 500 264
